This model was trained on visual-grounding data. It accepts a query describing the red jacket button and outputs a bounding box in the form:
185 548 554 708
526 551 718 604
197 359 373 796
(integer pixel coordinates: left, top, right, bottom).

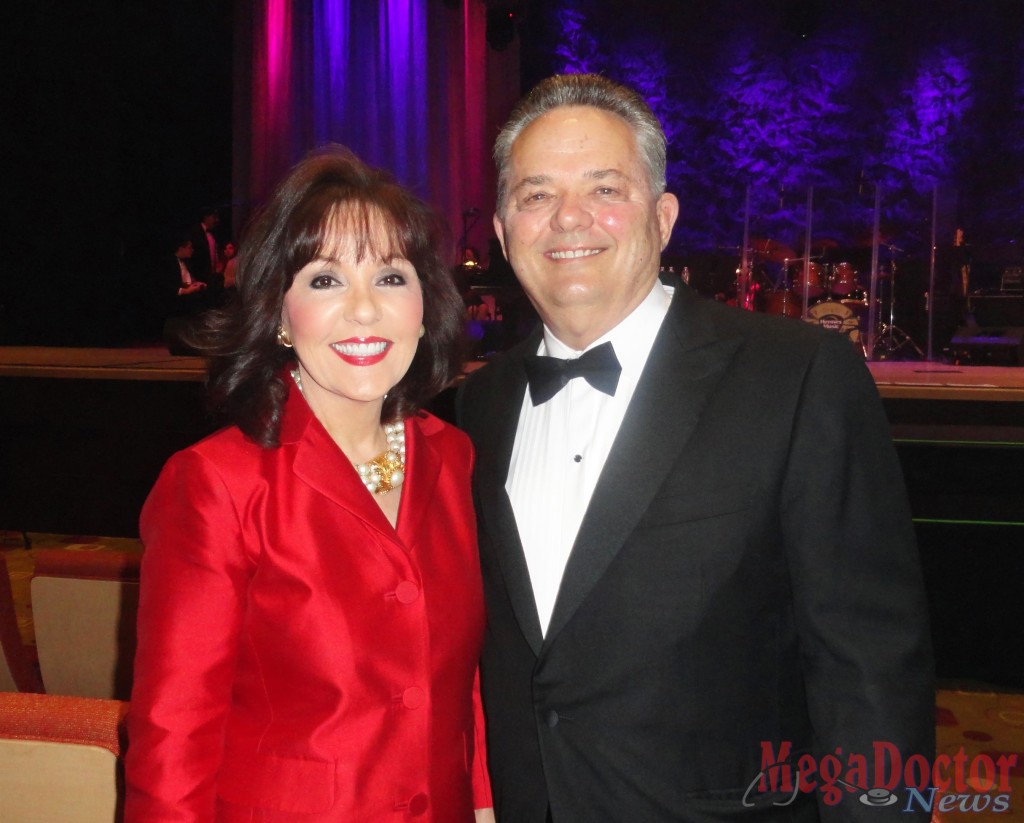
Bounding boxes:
395 581 420 604
402 686 426 709
408 792 429 815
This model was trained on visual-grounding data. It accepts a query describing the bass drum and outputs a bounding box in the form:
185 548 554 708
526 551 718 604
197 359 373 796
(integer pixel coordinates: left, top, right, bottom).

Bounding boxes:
803 299 866 353
830 262 860 297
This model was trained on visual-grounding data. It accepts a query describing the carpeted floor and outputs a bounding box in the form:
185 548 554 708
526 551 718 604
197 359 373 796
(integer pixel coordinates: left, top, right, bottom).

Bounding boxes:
933 688 1024 819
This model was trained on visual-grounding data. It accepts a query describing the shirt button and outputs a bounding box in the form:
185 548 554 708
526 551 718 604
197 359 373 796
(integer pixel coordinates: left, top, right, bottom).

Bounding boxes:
395 581 420 604
544 709 560 728
408 792 429 815
402 686 426 709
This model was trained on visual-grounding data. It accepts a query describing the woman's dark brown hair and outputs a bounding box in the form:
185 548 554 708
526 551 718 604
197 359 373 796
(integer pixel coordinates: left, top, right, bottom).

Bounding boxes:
199 146 464 447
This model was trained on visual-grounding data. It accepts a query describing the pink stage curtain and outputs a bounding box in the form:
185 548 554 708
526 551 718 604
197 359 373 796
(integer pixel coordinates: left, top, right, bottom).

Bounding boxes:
235 0 517 262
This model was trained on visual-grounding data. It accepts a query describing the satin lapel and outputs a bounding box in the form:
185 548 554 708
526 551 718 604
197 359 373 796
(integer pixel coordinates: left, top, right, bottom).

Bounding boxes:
395 415 440 541
543 289 745 648
472 336 546 655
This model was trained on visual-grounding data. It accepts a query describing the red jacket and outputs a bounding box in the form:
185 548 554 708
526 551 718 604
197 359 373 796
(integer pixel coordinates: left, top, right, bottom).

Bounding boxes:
126 384 490 821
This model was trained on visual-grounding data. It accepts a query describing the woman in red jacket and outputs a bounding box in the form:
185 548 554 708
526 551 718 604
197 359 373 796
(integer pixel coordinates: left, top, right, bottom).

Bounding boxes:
126 147 493 822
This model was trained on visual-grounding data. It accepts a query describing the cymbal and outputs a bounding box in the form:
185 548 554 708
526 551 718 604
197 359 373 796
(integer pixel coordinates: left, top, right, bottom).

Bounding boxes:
749 238 796 263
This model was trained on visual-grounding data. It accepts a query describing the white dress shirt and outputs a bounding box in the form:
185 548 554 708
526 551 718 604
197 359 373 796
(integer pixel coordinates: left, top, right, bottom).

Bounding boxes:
506 281 674 634
204 226 218 272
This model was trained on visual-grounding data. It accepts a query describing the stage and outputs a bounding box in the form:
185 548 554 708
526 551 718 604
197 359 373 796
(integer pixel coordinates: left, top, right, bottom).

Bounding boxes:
1 344 1023 443
0 346 207 382
869 361 1024 402
3 345 1024 390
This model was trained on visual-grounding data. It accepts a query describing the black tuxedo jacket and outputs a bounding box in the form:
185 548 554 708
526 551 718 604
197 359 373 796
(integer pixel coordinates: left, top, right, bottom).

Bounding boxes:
457 283 933 822
153 256 208 319
189 223 228 306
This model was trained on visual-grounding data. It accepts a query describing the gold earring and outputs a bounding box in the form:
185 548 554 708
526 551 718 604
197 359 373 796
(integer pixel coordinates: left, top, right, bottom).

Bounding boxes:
418 324 425 339
277 326 293 347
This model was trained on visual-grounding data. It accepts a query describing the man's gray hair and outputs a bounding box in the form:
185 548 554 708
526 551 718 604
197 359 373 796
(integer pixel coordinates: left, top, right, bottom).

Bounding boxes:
494 73 668 215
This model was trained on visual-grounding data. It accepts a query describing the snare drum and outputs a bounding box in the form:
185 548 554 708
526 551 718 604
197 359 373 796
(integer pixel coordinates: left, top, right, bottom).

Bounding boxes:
840 287 868 307
846 291 872 321
830 262 859 297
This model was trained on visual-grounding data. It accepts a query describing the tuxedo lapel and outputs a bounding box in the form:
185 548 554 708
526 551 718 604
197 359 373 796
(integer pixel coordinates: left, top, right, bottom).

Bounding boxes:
471 333 546 655
543 288 745 648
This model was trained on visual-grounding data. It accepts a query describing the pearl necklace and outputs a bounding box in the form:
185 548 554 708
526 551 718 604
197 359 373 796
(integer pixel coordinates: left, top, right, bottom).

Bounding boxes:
354 422 406 495
291 370 407 496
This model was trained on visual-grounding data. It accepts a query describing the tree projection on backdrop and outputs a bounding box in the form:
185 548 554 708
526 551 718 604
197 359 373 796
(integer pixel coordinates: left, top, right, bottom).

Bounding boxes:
546 0 1022 256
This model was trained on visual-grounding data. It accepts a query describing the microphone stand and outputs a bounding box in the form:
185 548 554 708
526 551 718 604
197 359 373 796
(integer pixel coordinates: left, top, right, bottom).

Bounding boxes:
874 245 925 360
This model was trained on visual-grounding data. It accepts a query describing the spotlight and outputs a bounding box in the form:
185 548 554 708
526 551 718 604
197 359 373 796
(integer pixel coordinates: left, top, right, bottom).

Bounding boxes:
486 6 517 51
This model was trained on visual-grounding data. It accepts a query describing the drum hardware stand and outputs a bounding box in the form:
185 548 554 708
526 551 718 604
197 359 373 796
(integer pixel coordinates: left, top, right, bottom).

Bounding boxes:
872 251 925 360
873 323 924 359
731 261 755 309
800 187 814 319
737 186 753 310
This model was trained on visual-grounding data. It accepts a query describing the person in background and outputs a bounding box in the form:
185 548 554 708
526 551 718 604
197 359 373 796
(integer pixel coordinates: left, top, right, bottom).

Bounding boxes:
189 206 221 284
457 73 933 822
160 234 207 300
464 292 505 360
155 232 207 354
220 239 239 291
127 146 494 822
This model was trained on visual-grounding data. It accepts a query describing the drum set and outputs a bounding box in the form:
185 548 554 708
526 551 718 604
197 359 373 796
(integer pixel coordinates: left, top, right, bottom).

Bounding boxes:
739 239 923 359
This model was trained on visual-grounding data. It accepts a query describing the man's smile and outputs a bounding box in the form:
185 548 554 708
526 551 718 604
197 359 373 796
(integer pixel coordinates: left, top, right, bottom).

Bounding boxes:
546 248 604 260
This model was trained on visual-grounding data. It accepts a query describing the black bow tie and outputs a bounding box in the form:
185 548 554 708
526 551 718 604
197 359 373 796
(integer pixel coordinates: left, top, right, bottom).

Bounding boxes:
524 341 621 406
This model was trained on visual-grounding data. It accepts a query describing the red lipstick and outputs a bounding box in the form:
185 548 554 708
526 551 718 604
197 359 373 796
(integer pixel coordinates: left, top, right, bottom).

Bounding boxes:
330 337 392 366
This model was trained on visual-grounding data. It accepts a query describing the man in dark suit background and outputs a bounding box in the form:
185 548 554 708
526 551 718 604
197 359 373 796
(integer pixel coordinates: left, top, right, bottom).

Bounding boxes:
153 232 207 354
457 74 933 822
187 206 225 311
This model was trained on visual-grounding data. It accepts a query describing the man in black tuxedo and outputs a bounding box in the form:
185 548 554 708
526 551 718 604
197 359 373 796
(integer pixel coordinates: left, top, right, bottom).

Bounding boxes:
153 233 208 354
188 207 226 310
457 74 933 822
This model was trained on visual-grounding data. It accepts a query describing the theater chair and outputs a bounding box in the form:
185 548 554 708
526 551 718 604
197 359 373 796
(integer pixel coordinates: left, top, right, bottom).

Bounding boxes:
31 550 142 700
0 691 128 822
1 551 43 693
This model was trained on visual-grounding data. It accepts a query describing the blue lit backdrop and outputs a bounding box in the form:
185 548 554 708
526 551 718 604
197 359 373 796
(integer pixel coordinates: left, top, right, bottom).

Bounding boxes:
529 0 1024 257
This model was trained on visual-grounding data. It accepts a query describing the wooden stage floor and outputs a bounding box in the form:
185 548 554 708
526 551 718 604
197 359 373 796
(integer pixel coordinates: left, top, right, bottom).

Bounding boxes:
3 345 1024 395
868 361 1024 402
2 345 1023 447
0 346 207 382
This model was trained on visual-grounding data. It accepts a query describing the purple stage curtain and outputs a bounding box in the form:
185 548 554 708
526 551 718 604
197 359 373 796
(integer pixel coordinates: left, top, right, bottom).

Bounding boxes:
234 0 518 263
